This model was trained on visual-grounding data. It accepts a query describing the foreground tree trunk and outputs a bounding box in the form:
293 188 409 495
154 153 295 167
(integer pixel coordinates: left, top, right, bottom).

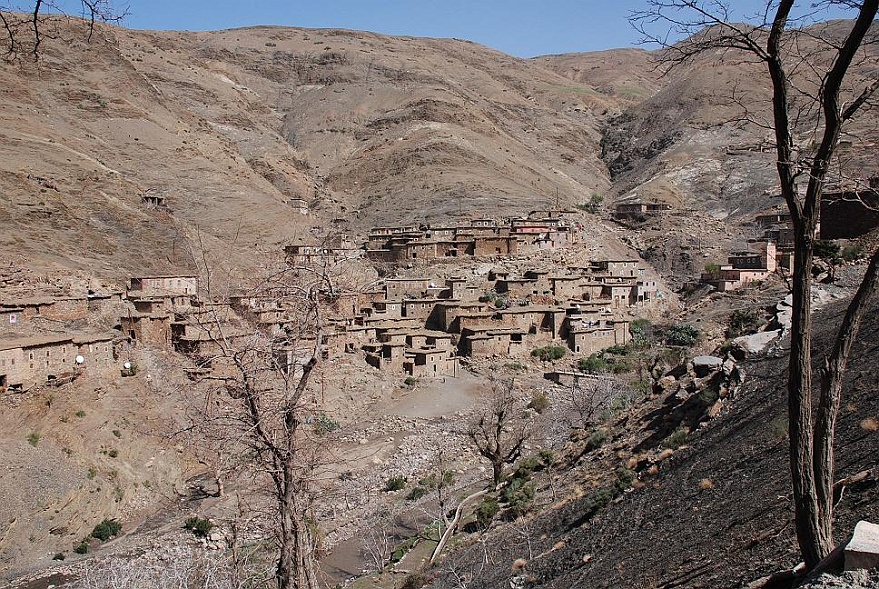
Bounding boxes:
632 0 879 569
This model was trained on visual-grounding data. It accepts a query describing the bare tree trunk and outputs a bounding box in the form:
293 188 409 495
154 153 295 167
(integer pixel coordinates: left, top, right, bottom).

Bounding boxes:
788 228 827 568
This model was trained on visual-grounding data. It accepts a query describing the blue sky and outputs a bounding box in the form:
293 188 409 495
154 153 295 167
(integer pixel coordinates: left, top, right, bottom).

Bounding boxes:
108 1 855 58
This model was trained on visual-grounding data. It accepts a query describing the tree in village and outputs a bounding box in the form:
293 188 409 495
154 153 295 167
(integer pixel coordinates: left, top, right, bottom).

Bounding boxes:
185 239 370 589
632 0 879 569
1 1 123 57
468 378 535 486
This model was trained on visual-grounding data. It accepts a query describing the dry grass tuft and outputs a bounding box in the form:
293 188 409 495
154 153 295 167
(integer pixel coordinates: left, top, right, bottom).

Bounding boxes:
860 417 879 432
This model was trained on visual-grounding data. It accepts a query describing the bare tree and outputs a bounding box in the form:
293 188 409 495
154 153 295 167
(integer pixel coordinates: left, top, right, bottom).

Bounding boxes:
185 255 341 589
0 1 124 58
565 375 624 430
632 0 879 569
468 379 534 486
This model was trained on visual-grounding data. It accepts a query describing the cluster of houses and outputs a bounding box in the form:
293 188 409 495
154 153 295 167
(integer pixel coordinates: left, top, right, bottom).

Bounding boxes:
1 208 663 389
363 211 578 263
306 256 659 378
0 288 125 392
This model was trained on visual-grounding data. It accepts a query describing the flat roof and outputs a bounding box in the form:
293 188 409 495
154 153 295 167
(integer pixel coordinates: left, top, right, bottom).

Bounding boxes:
0 335 73 351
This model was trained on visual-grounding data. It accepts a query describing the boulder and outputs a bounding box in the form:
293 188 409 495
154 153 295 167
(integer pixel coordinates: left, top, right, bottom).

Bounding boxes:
692 355 724 377
733 330 782 356
845 520 879 571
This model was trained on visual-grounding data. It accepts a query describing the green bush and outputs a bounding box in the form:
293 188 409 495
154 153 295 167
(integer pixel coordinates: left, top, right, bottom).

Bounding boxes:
585 428 608 451
579 353 609 373
814 240 841 261
73 541 89 554
313 413 340 435
475 496 500 529
665 324 699 347
90 519 122 542
406 486 428 501
384 476 407 492
842 244 865 262
704 263 722 278
184 516 214 538
531 345 567 362
502 477 536 517
403 376 416 387
662 426 690 450
27 432 40 447
576 194 604 213
630 319 653 348
527 391 550 414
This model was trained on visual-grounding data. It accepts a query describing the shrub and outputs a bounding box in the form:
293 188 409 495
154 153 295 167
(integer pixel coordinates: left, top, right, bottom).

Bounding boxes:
726 308 762 338
91 519 122 542
502 478 536 517
401 573 432 589
527 391 550 414
27 432 40 447
579 353 609 373
538 448 556 466
630 318 653 348
585 428 608 451
475 496 500 529
576 194 604 213
75 410 85 418
107 449 118 458
531 345 566 362
184 516 214 538
662 426 689 450
665 324 699 347
505 361 527 371
406 486 428 501
814 240 841 262
841 244 865 262
112 429 122 438
703 262 722 278
384 476 407 492
313 413 340 435
53 552 65 561
73 540 89 554
403 376 416 387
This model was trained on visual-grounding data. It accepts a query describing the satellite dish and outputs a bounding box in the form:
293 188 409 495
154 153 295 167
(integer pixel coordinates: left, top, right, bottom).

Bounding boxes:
75 355 85 365
123 361 132 370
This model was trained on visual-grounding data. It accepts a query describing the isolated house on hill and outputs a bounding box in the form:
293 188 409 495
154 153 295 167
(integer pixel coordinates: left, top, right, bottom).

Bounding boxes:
702 241 778 292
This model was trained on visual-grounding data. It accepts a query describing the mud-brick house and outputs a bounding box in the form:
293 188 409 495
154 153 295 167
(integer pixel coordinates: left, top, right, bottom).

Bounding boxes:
595 260 642 278
401 298 443 321
567 320 631 355
129 275 198 296
385 278 432 300
0 335 75 391
73 333 116 378
364 341 406 372
432 302 490 332
601 282 636 309
632 279 658 305
121 312 172 347
405 347 458 378
495 277 539 299
494 306 566 339
460 326 528 357
550 275 585 299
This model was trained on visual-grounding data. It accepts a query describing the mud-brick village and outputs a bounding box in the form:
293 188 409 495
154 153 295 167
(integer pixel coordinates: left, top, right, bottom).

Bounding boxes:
2 3 879 589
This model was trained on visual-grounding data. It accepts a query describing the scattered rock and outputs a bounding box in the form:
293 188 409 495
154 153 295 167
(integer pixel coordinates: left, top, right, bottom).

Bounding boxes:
845 520 879 571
